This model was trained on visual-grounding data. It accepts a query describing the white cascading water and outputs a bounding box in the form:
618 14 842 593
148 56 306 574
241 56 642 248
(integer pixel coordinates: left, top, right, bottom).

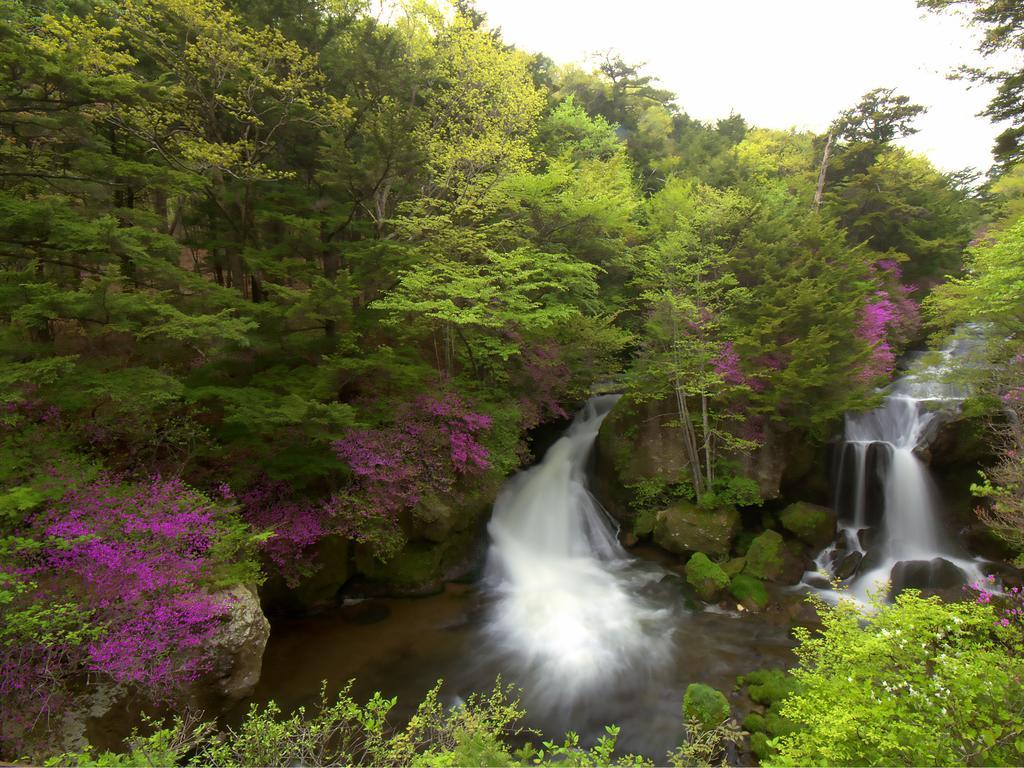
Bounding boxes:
483 395 675 711
809 333 986 602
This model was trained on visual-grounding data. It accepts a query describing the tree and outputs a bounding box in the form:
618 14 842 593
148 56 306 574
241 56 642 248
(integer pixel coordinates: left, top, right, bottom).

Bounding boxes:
919 0 1024 167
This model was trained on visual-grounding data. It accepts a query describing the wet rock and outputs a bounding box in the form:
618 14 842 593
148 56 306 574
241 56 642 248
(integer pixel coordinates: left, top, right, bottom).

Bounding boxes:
857 527 877 552
621 530 639 547
862 443 891 528
197 584 270 703
653 501 740 559
835 551 864 581
890 558 968 596
779 502 837 549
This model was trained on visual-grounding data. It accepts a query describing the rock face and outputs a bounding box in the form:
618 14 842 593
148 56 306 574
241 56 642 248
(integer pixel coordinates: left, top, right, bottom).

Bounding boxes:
353 479 500 596
198 584 270 703
653 501 740 559
780 502 837 549
594 395 691 522
594 395 829 520
260 535 351 615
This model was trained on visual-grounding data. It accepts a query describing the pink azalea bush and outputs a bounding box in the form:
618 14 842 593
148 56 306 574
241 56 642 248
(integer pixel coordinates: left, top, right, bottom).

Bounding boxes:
330 392 492 558
1 476 255 738
857 261 921 381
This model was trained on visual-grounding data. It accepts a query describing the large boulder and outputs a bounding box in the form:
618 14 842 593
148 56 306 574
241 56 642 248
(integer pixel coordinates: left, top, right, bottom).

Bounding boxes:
195 584 270 703
779 502 837 549
729 574 770 611
685 552 730 601
653 501 740 559
890 558 968 596
743 530 805 584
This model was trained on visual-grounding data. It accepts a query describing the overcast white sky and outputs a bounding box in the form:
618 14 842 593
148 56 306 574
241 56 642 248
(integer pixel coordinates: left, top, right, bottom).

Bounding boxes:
473 0 1008 175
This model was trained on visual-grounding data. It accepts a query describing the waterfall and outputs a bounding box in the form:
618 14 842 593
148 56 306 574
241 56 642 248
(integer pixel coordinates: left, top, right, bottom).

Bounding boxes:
808 333 986 602
482 395 676 712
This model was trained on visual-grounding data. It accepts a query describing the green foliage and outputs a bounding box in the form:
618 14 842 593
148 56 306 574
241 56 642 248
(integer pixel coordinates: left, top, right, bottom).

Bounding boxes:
769 591 1024 766
52 679 658 767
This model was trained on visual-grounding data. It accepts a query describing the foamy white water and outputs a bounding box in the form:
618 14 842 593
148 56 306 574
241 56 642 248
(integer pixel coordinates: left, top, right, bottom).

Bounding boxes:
483 395 676 711
808 332 987 603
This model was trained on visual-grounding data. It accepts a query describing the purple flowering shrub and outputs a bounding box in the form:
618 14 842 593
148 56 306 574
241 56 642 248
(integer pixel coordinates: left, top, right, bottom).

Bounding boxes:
235 481 329 587
331 392 492 559
966 575 1024 630
0 476 259 743
856 261 921 381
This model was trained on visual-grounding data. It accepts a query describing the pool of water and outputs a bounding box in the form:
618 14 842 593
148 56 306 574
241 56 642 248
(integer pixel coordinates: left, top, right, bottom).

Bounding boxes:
238 558 799 760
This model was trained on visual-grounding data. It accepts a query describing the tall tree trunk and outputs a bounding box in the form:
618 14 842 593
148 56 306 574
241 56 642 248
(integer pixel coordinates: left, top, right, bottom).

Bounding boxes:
701 393 713 488
814 132 834 211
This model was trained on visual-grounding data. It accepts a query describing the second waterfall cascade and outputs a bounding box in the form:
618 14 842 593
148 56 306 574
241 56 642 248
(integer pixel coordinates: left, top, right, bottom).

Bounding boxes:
807 335 987 602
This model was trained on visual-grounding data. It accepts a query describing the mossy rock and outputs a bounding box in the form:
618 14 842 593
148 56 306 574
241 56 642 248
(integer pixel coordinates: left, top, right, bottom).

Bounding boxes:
633 506 657 537
779 501 836 549
739 668 800 706
653 501 739 559
355 540 445 592
685 552 730 601
733 530 757 557
749 731 771 762
682 683 730 729
729 573 769 610
743 712 766 732
743 530 804 583
354 525 479 595
722 557 746 577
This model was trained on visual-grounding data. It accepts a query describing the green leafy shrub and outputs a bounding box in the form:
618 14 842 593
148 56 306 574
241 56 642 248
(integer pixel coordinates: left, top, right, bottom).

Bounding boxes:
769 591 1024 766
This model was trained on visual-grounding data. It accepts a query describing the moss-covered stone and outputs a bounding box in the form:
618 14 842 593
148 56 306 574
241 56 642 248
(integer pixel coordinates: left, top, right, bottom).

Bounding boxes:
729 573 769 610
722 557 746 577
685 552 730 601
743 712 766 733
743 530 786 581
653 501 739 558
632 506 657 537
779 501 836 548
733 530 757 557
682 683 730 729
739 668 800 706
749 731 771 762
354 524 479 595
